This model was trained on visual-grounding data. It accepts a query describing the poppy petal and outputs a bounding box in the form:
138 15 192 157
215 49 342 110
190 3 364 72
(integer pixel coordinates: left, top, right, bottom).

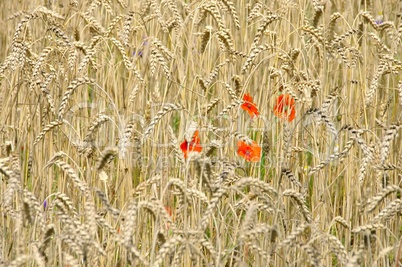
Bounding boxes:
241 93 259 118
237 140 261 162
180 140 189 158
288 106 296 122
273 94 296 122
180 130 202 158
243 93 253 102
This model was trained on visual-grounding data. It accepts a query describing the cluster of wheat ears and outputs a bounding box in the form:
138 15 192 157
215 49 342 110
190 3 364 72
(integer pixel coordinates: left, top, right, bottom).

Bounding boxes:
0 0 401 266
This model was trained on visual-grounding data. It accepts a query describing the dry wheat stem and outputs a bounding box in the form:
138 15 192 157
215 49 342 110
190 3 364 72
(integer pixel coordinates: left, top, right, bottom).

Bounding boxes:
143 103 184 138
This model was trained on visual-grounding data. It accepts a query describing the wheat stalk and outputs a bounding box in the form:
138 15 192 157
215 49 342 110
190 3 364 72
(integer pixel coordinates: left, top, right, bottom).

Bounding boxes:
152 235 184 267
105 14 124 37
308 137 355 175
122 199 138 247
312 8 323 28
365 60 387 106
172 178 208 203
365 184 401 212
84 198 97 238
351 223 384 234
282 189 312 223
379 123 401 165
33 120 63 146
302 25 325 46
38 72 57 114
247 2 263 23
134 174 161 196
143 103 183 138
360 11 380 31
150 47 172 80
94 189 121 218
165 0 183 27
217 99 242 117
109 37 135 70
250 14 279 50
216 29 235 56
31 46 53 80
278 222 310 249
358 143 376 184
80 12 106 34
367 32 391 54
52 159 89 196
204 59 230 87
310 108 338 137
241 44 274 73
97 146 118 170
22 189 46 231
199 187 228 231
234 177 278 196
57 77 94 119
48 24 71 46
372 199 402 222
281 168 302 187
220 0 240 29
51 192 78 217
199 2 225 30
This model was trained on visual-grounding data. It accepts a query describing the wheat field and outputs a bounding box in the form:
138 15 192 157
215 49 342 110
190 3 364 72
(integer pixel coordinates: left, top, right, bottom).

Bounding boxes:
0 0 401 266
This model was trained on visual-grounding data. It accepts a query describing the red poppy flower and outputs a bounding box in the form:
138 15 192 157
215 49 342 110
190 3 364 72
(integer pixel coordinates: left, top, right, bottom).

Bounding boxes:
241 93 259 118
237 140 261 162
273 94 296 122
165 206 172 217
164 206 173 230
180 130 202 158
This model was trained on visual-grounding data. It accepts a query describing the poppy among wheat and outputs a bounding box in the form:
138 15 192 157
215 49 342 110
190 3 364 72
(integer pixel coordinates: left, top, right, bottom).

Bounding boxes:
241 93 259 118
164 206 173 230
180 130 202 158
273 94 296 122
237 140 261 162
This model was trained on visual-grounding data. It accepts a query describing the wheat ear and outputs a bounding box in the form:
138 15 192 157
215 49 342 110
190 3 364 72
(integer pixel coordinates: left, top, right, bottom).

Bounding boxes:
278 222 310 249
52 159 89 196
33 120 63 146
143 103 183 138
372 199 402 222
365 184 401 212
152 236 184 267
282 189 312 223
58 77 94 119
97 146 118 170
